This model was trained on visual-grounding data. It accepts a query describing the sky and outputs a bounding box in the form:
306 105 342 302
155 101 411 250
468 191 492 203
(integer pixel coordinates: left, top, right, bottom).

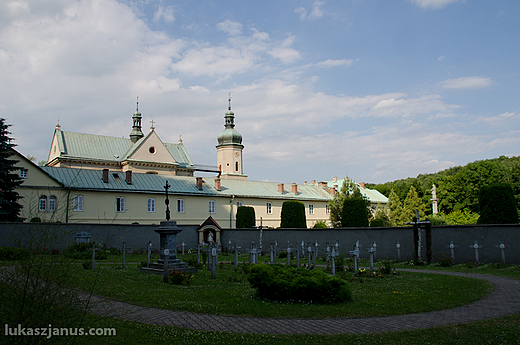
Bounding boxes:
2 0 520 185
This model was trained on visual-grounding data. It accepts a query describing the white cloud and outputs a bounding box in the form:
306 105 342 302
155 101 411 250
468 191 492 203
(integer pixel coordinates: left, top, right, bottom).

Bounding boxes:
316 59 355 68
294 0 325 21
409 0 461 10
216 19 243 36
474 112 520 125
153 5 175 23
442 76 493 89
267 36 301 64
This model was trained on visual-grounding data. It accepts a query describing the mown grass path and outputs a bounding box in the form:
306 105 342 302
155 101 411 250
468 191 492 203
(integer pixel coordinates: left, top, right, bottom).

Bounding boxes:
84 269 520 335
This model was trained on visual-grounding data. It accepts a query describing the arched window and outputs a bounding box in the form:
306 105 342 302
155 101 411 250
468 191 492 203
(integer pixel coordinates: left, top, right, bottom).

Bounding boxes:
39 195 47 212
49 196 57 212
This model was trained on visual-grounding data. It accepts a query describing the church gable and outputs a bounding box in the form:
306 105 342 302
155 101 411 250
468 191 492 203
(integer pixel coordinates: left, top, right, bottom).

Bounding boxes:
125 130 177 165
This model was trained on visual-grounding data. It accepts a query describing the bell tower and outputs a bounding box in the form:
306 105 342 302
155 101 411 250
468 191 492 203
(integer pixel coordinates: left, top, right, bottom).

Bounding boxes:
216 95 246 180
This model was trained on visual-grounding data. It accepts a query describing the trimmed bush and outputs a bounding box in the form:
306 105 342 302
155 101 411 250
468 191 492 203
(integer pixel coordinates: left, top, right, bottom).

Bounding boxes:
370 219 385 227
313 220 328 228
236 206 256 228
478 183 519 224
341 198 369 227
247 264 352 304
280 200 307 228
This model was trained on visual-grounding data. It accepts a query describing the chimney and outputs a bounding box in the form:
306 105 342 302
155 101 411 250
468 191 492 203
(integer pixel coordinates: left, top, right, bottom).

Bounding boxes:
304 181 307 185
196 177 203 190
102 169 109 183
292 183 297 194
125 171 132 185
360 182 365 189
333 176 338 183
278 183 284 194
215 178 221 191
329 187 336 196
311 180 316 185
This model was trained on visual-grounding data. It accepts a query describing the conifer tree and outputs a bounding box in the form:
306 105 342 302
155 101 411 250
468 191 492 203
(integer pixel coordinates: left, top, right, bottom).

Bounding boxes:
403 185 426 223
388 189 405 226
329 175 371 227
0 118 23 221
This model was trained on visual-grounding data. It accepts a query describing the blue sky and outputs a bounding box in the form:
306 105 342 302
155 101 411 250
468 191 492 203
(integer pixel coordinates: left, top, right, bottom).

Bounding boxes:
2 0 519 184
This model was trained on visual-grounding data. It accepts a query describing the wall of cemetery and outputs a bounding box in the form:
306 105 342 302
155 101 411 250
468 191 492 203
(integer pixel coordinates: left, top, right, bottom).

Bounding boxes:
0 222 519 264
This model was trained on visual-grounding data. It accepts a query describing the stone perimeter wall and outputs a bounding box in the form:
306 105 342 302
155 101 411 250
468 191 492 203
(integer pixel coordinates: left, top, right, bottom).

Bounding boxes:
0 223 519 264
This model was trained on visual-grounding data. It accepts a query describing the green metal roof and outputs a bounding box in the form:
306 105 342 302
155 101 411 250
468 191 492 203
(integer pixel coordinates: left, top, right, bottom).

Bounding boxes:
322 179 388 204
41 167 333 201
56 130 193 167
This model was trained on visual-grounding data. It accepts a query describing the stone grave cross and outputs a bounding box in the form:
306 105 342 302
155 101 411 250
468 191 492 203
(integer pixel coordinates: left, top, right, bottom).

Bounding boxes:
306 242 313 270
229 241 241 269
349 240 361 274
147 241 152 268
367 242 377 270
286 241 292 266
470 241 482 264
499 243 506 264
330 247 338 276
247 241 259 264
270 241 278 264
313 241 319 268
326 242 330 271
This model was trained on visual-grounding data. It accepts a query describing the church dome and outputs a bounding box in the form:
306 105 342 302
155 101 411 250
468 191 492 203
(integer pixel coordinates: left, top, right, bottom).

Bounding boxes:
217 128 242 145
216 96 243 146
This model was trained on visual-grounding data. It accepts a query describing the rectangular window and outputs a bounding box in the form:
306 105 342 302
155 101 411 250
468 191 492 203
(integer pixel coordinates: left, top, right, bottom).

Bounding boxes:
49 196 56 212
20 169 28 179
39 196 47 212
266 202 272 214
309 204 314 215
209 200 215 214
73 195 83 212
116 197 125 212
237 201 243 208
177 199 184 213
147 198 155 212
326 204 330 214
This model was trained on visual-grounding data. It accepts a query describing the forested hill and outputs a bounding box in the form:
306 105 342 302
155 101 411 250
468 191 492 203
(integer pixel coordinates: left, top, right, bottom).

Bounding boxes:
366 156 520 215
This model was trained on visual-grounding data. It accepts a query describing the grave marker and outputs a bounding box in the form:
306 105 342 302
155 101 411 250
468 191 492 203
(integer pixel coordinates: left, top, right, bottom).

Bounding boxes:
367 242 376 270
147 241 152 268
471 241 482 264
500 243 506 264
349 240 361 275
286 241 291 266
330 248 338 276
122 242 126 269
396 240 401 261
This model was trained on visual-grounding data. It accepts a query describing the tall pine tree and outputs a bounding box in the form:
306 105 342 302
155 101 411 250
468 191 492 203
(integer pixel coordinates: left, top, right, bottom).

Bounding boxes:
0 119 23 221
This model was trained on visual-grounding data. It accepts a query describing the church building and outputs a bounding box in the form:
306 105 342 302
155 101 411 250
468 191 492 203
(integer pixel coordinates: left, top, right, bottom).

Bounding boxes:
14 97 387 231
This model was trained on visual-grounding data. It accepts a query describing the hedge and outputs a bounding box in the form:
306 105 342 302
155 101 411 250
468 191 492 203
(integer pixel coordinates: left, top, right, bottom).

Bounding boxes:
247 264 352 304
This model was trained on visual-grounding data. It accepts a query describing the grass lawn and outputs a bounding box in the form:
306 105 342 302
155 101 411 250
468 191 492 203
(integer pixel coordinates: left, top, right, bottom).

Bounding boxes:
2 255 520 345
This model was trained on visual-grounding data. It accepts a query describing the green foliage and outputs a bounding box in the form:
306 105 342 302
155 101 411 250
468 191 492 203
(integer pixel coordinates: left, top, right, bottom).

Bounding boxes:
427 209 480 225
168 270 194 285
434 253 454 267
247 264 352 304
341 198 369 227
478 183 519 224
236 206 256 228
312 219 328 228
280 200 307 228
0 247 30 260
63 242 107 260
371 205 391 227
329 175 371 227
368 155 520 217
402 186 426 223
0 118 23 222
370 219 385 227
30 217 42 222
